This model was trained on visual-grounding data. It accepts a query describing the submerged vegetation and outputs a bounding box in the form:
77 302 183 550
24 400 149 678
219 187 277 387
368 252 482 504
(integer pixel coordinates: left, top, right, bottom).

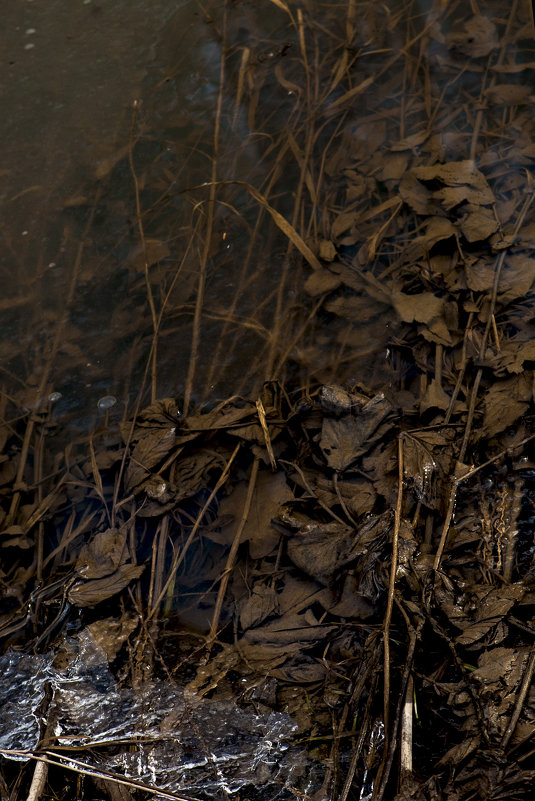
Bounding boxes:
2 0 535 799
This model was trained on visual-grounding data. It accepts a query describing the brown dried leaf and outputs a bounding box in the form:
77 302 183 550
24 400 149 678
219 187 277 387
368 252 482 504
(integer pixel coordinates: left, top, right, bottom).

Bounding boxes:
499 254 535 301
75 528 129 579
126 239 170 272
318 384 356 415
272 510 354 585
185 402 255 432
326 574 376 619
447 15 498 58
270 657 327 683
125 426 177 490
278 509 390 594
465 259 495 292
237 641 296 671
242 610 334 646
135 398 182 428
239 583 278 630
68 564 145 607
320 393 393 472
485 339 535 374
324 294 389 322
472 647 529 737
277 575 330 615
378 152 409 182
331 210 358 239
171 451 220 500
320 416 363 471
460 206 499 242
304 268 341 296
486 84 532 105
477 375 532 438
216 469 292 558
318 240 337 261
391 290 444 324
411 160 495 208
399 171 434 214
424 215 457 244
441 585 524 645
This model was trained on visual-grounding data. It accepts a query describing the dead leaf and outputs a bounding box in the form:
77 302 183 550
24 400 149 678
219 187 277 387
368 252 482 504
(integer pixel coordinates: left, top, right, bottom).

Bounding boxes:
304 268 341 296
447 15 498 58
242 610 335 646
477 374 532 438
75 528 130 579
331 210 358 239
239 583 278 630
391 290 444 324
124 426 177 491
318 240 337 261
325 294 389 323
68 564 145 607
484 339 535 374
440 584 524 645
126 239 170 272
216 469 292 558
486 84 532 105
319 393 393 472
459 206 499 242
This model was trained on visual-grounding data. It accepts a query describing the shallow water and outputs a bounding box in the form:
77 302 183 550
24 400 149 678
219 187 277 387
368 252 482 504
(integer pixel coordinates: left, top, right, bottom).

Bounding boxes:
1 0 284 434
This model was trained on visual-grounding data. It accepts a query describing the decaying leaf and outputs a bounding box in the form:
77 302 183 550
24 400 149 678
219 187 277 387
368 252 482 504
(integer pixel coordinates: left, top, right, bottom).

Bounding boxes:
239 583 279 631
4 5 535 793
477 375 532 438
304 268 341 296
241 609 335 647
440 584 524 645
391 290 444 324
124 426 177 491
68 564 144 607
126 239 170 272
75 528 130 579
319 393 393 471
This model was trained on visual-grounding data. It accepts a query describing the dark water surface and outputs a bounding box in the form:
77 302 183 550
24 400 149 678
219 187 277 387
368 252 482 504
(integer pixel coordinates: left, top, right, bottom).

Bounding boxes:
1 0 295 437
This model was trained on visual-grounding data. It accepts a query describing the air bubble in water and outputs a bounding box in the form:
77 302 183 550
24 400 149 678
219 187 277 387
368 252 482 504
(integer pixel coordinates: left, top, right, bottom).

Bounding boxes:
97 395 117 410
48 391 62 403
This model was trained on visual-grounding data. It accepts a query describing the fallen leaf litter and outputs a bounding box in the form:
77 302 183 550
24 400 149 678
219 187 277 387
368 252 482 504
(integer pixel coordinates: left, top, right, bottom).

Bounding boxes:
2 2 535 800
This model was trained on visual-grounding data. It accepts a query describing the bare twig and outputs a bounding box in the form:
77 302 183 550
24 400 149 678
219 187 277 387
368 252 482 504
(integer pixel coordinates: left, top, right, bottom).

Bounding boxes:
501 645 535 751
147 442 241 622
184 7 227 414
207 457 260 648
383 435 404 735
